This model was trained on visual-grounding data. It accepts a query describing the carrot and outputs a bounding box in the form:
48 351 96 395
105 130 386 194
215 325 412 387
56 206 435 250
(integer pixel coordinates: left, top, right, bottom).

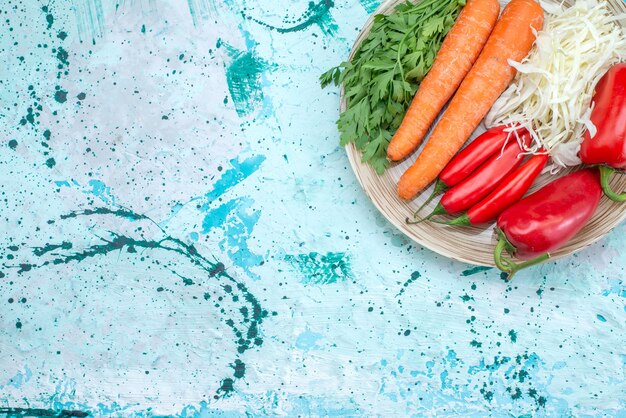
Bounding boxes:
398 0 544 200
387 0 501 162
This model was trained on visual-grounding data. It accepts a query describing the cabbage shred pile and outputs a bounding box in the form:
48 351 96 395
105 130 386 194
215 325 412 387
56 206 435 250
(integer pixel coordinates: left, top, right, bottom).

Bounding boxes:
486 0 626 167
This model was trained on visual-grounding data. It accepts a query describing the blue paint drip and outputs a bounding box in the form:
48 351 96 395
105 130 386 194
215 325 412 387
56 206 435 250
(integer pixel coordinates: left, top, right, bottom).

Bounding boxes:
295 330 324 351
204 155 266 203
202 197 263 280
197 155 266 279
601 279 626 298
87 180 115 205
52 179 116 205
1 367 32 390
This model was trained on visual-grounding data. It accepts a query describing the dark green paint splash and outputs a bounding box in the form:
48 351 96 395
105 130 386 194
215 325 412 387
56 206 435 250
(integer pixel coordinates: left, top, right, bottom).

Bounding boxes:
33 241 72 256
397 271 420 297
54 90 68 103
60 207 149 221
0 408 88 417
14 4 70 167
3 207 271 399
247 0 338 35
285 251 353 285
42 6 54 29
461 266 492 276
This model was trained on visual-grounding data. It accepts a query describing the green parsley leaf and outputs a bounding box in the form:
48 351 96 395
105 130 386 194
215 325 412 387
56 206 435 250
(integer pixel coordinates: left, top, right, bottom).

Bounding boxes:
321 0 464 173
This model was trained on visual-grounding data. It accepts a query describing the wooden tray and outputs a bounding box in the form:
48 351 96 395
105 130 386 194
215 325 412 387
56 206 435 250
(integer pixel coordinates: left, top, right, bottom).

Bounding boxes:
344 0 626 266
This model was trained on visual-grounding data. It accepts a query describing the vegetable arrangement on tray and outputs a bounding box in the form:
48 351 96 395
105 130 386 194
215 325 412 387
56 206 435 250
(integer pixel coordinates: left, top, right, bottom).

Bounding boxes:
321 0 626 278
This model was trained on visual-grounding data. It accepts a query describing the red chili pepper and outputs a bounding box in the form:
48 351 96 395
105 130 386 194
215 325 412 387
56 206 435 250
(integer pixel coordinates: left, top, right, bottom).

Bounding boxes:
494 168 602 279
412 132 531 223
412 125 526 217
441 153 549 226
580 63 626 201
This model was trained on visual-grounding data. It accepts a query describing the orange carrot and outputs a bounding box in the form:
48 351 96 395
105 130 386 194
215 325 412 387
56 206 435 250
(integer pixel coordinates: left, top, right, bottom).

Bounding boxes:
398 0 544 200
387 0 501 162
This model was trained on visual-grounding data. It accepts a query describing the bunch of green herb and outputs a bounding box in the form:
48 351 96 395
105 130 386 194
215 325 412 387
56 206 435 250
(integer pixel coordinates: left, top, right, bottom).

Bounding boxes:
321 0 465 174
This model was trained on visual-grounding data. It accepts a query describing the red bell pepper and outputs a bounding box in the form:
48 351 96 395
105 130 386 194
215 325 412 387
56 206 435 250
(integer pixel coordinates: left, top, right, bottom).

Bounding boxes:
411 132 531 223
442 153 549 226
580 63 626 201
494 168 602 279
413 125 527 216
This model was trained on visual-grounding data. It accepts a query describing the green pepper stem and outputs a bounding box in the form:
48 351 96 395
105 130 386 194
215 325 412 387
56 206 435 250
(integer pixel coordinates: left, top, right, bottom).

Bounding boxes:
599 165 626 202
407 202 447 225
431 213 471 226
494 234 550 281
412 179 448 218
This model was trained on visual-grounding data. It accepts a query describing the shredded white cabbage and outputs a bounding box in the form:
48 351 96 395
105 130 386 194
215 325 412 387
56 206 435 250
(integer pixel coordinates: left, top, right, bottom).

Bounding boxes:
485 0 626 167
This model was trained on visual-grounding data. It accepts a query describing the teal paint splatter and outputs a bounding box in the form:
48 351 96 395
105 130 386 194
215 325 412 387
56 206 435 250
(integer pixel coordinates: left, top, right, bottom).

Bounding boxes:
397 271 420 297
508 387 523 400
231 359 245 379
285 252 353 285
42 6 54 29
221 42 269 117
216 378 235 398
199 155 265 279
56 47 69 67
461 266 492 276
204 155 266 203
596 314 607 322
509 329 518 343
3 207 269 399
480 385 494 402
19 107 37 126
359 0 381 13
201 197 263 277
8 140 18 150
460 294 474 302
247 0 338 36
54 90 67 103
45 158 56 168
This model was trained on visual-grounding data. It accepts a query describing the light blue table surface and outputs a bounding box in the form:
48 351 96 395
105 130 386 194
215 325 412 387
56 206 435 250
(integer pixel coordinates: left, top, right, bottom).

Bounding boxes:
1 0 625 416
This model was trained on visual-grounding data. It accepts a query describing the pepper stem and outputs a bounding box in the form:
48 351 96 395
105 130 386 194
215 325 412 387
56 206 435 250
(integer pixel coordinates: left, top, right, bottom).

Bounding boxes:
494 232 550 281
599 165 626 202
412 179 448 218
406 202 447 225
430 213 471 227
